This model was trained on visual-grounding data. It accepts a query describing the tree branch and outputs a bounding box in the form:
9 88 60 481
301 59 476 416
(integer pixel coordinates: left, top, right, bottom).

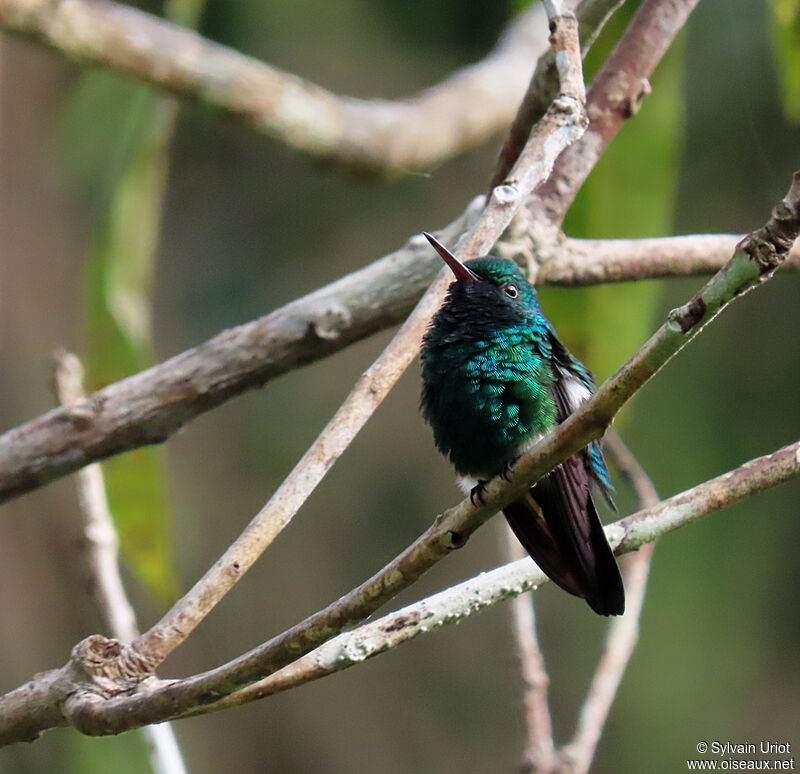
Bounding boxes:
533 0 701 226
490 0 626 190
210 438 797 718
53 351 140 643
53 351 187 774
541 234 800 284
505 534 557 774
0 0 548 173
2 437 788 742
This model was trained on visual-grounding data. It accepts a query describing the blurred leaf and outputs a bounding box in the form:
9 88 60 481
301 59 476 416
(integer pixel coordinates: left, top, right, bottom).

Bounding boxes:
58 72 146 197
540 20 686 383
768 0 800 123
81 91 178 604
69 0 206 604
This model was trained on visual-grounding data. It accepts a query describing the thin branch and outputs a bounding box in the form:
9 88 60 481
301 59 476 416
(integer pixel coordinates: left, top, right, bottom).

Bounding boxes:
4 230 797 507
53 352 140 643
505 534 557 774
540 234 800 284
491 0 627 189
126 6 588 672
533 0 700 226
561 432 658 774
52 351 188 774
31 438 797 736
564 545 653 774
603 431 659 509
0 0 547 173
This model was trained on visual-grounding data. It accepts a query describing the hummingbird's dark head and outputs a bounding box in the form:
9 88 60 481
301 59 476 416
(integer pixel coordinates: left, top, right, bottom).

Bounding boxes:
423 232 540 324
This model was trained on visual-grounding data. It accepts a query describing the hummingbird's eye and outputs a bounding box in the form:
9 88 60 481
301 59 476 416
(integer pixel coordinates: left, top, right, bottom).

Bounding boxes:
503 283 519 299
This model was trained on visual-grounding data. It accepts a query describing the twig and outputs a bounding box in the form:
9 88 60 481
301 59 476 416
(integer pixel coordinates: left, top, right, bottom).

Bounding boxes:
52 351 187 774
561 432 658 774
533 0 701 226
20 437 794 738
491 0 626 189
540 234 800 285
603 430 659 510
4 231 797 507
564 545 653 774
505 534 557 774
0 0 547 173
53 352 140 642
126 5 588 672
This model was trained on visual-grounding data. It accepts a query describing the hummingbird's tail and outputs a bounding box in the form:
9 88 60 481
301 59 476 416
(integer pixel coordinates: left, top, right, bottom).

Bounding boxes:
503 455 625 616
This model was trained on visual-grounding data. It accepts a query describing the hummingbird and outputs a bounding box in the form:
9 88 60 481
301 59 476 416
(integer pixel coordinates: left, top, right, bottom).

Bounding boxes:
420 232 625 616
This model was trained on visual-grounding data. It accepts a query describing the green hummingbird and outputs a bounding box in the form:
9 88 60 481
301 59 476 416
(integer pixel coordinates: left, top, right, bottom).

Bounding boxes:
420 232 625 616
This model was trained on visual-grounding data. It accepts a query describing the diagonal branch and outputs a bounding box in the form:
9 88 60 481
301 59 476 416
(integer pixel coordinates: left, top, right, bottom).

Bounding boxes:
0 0 547 173
0 201 482 506
196 438 797 718
3 437 789 742
533 0 701 226
490 0 627 190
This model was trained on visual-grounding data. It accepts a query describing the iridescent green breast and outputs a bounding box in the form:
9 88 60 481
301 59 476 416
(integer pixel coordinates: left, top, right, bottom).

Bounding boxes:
421 326 558 478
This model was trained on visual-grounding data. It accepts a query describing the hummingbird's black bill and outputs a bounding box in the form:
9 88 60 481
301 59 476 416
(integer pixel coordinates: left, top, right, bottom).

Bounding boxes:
423 232 481 282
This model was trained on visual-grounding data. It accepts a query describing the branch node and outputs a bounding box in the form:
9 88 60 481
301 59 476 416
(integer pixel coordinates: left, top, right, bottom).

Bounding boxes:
491 183 521 206
667 296 706 334
740 168 800 274
62 636 153 701
441 530 466 550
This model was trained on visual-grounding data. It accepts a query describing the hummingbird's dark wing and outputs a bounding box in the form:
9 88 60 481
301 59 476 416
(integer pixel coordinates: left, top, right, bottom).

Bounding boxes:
546 329 617 507
502 335 625 616
503 456 625 616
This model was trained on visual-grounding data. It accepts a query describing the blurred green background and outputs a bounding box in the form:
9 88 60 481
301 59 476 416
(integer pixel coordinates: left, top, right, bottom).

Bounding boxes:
1 0 798 772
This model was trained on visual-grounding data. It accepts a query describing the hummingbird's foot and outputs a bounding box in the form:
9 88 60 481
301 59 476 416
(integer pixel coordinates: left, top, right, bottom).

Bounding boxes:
499 458 518 482
469 480 488 506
